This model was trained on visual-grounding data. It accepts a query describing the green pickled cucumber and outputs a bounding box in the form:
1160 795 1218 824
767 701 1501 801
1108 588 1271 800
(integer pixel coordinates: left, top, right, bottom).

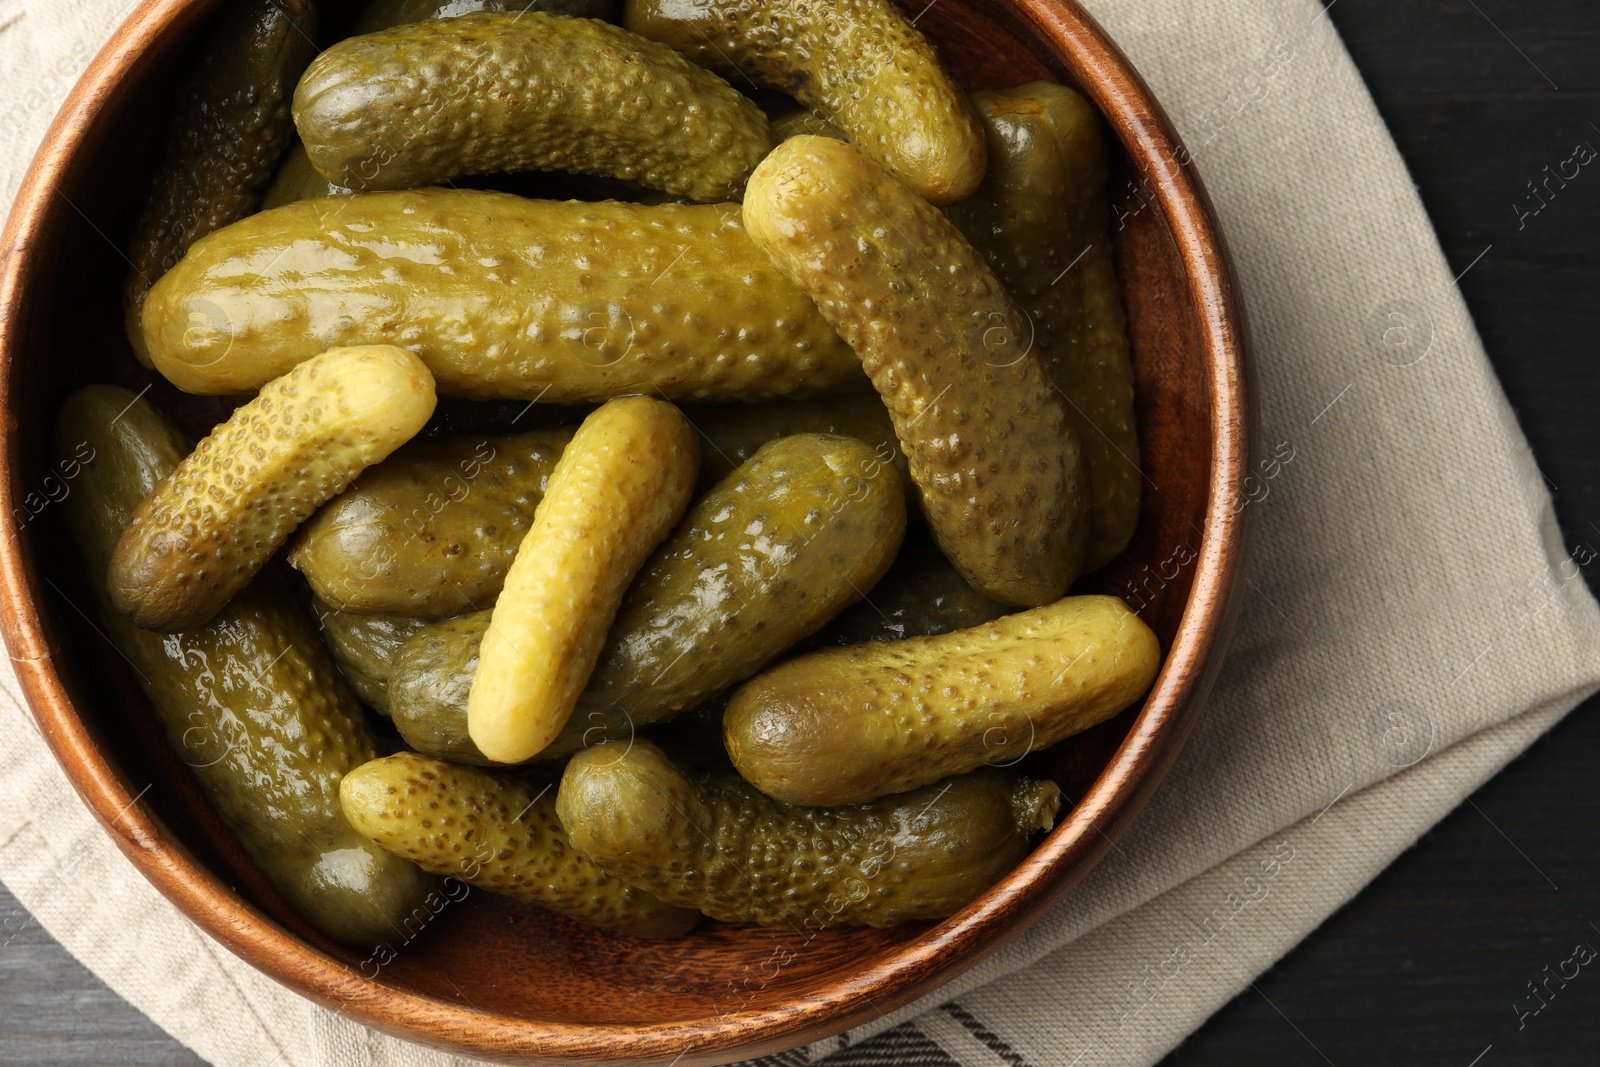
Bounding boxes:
389 433 907 762
809 544 1012 647
685 392 906 498
108 346 436 632
726 595 1161 806
290 428 574 619
260 140 350 210
623 0 985 205
557 740 1060 928
55 386 435 946
295 13 774 202
947 84 1139 571
341 753 698 936
124 0 317 365
310 599 426 712
745 136 1090 606
141 189 866 402
355 0 617 34
388 613 500 764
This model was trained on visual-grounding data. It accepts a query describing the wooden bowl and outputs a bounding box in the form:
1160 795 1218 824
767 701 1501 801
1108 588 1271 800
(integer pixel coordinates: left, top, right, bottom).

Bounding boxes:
0 0 1252 1062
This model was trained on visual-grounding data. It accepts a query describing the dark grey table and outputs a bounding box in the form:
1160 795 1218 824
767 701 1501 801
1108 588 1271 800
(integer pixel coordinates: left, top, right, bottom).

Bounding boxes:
3 1 1597 1064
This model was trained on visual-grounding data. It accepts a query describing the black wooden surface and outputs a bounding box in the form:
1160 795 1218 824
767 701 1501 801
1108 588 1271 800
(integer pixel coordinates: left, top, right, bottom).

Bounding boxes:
2 1 1597 1064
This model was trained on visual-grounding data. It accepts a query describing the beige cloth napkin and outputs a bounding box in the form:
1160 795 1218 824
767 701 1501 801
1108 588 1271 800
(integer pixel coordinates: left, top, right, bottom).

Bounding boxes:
4 0 1599 1064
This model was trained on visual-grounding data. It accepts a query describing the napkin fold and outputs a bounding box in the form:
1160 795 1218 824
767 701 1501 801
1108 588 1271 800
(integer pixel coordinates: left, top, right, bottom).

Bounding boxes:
3 0 1598 1065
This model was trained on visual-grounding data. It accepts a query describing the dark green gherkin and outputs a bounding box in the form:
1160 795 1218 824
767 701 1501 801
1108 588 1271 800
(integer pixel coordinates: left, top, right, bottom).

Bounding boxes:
309 599 426 713
557 741 1062 928
946 84 1140 571
124 0 317 364
294 12 774 201
55 386 436 948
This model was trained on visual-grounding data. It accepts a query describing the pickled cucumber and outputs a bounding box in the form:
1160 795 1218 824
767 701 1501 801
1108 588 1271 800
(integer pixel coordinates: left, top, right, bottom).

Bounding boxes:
310 599 425 712
947 85 1139 571
808 546 1011 647
291 427 574 619
109 346 437 632
296 13 773 202
355 0 617 34
141 189 866 402
389 433 906 762
55 386 435 947
469 398 698 763
341 753 698 936
557 740 1060 928
124 0 317 365
260 140 350 210
624 0 985 205
686 392 905 495
745 137 1089 606
726 595 1160 806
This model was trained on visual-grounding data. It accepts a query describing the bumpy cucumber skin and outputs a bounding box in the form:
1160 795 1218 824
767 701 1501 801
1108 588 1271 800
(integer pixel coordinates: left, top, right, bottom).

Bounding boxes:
389 433 907 762
290 428 574 619
744 137 1089 606
947 85 1139 572
341 753 698 936
810 548 1012 647
108 346 437 632
55 386 436 947
355 0 617 34
623 0 985 205
726 595 1160 806
310 598 425 712
260 140 350 210
558 741 1060 928
469 398 699 763
142 189 865 402
296 13 773 202
124 0 317 365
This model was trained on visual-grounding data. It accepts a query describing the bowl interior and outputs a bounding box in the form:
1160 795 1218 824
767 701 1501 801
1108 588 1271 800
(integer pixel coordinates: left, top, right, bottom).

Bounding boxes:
1 0 1238 1059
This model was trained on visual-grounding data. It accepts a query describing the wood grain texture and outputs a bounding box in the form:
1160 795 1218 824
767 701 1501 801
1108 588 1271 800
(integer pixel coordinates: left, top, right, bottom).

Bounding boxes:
0 0 1250 1063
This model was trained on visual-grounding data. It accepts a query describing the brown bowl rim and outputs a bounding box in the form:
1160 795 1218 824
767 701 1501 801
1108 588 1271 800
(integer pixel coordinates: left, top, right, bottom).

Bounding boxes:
0 0 1253 1062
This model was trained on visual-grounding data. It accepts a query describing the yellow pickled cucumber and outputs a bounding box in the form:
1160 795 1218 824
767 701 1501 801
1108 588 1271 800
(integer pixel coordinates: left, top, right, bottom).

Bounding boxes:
726 595 1160 805
744 136 1089 606
310 599 426 712
141 189 866 402
109 346 436 632
623 0 985 204
56 386 435 947
389 433 906 762
341 752 698 936
290 428 574 620
469 398 698 763
295 13 774 202
557 740 1060 928
123 0 317 365
947 84 1140 570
